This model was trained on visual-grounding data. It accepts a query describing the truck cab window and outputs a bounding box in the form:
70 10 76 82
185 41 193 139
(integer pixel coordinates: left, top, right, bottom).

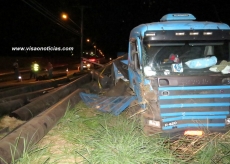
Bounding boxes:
143 41 230 76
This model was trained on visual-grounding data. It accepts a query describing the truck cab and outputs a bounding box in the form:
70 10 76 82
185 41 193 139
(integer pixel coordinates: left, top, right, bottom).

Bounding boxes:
127 13 230 136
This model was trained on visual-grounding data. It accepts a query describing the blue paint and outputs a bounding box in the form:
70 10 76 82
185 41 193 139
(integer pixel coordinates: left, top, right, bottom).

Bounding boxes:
160 103 230 108
79 92 137 116
113 63 124 82
160 13 196 21
121 60 128 65
162 115 226 122
160 94 230 99
159 86 230 91
162 123 225 130
161 111 229 117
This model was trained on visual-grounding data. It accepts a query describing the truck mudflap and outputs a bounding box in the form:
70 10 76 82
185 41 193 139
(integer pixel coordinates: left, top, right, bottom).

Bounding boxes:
157 85 230 135
79 92 137 116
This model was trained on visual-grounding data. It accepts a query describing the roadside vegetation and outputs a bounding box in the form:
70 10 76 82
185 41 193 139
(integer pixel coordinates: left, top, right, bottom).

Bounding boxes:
12 101 230 164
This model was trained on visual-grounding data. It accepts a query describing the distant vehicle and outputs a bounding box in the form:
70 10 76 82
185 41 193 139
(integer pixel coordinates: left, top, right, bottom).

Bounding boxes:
88 57 99 63
82 61 91 70
82 57 100 70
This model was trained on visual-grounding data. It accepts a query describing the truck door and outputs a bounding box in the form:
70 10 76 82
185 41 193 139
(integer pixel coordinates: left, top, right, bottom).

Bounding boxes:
128 39 143 102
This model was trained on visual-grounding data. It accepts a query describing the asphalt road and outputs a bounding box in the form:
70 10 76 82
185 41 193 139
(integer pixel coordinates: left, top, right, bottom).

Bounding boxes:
0 69 80 88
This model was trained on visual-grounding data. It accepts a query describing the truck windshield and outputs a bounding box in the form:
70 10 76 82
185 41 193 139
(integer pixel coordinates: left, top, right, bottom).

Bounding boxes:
143 41 230 76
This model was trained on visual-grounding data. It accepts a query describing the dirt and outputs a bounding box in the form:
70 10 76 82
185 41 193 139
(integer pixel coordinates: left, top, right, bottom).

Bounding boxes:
38 133 84 164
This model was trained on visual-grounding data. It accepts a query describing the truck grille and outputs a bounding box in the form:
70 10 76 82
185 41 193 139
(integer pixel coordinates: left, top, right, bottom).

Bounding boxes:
158 85 230 131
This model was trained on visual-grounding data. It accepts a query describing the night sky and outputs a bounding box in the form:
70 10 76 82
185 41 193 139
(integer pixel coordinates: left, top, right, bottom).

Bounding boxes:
1 0 230 59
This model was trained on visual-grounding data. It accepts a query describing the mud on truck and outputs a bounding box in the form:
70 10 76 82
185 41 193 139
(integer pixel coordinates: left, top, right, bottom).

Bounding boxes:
82 13 230 137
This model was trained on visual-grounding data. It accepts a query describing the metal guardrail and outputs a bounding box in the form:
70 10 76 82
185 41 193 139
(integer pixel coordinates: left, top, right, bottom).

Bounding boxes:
0 73 91 164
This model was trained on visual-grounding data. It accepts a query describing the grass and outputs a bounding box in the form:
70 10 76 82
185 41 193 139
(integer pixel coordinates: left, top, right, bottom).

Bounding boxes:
193 131 230 164
56 102 178 163
168 131 230 164
11 101 230 164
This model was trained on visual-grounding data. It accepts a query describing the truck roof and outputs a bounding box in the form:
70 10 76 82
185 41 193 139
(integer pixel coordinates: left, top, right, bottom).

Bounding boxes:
130 13 230 39
145 21 230 30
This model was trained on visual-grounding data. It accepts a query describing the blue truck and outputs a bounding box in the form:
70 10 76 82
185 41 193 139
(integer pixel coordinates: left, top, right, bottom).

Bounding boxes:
110 13 230 137
81 13 230 137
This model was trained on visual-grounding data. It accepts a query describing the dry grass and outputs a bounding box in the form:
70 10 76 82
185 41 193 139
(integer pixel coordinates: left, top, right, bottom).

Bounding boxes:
166 130 230 163
37 130 85 164
0 116 25 139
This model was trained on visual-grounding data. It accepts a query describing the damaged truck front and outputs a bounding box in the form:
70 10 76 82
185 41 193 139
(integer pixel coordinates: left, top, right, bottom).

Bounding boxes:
124 13 230 136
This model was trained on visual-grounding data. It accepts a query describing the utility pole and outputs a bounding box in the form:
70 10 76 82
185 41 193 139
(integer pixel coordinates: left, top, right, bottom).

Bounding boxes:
72 5 90 71
80 7 84 71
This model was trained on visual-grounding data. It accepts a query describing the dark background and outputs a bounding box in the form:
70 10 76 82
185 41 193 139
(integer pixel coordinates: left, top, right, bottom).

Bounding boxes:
1 0 229 59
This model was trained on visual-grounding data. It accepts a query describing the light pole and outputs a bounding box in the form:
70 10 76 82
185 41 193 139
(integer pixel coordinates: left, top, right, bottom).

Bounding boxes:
61 8 86 71
80 7 84 71
94 45 96 56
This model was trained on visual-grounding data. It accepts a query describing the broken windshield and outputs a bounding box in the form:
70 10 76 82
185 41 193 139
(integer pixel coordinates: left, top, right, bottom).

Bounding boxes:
143 41 230 76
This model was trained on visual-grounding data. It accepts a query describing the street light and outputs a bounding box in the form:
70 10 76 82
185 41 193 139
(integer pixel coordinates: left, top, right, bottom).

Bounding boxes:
62 14 68 19
61 10 84 71
61 13 81 29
